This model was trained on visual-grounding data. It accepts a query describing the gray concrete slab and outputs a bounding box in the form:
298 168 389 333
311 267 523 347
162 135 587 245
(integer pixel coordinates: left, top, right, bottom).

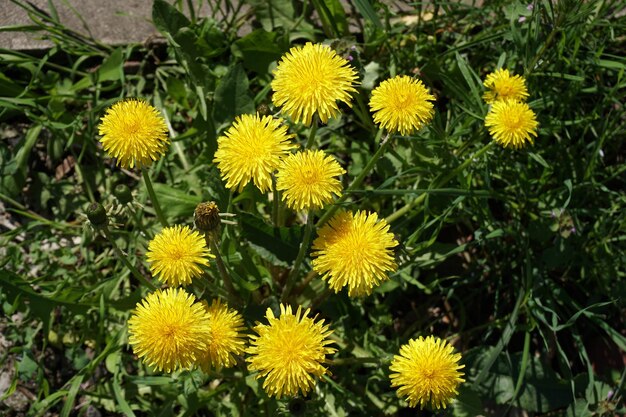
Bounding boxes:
0 0 162 50
0 0 485 51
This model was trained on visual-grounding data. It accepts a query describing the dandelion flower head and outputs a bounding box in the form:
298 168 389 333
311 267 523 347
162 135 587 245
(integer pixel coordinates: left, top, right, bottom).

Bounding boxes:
146 225 214 287
272 42 359 126
484 100 538 149
276 150 345 211
390 336 465 409
197 299 247 373
128 288 211 373
312 211 398 297
369 75 436 136
246 304 336 398
98 99 169 168
482 68 529 104
213 114 295 193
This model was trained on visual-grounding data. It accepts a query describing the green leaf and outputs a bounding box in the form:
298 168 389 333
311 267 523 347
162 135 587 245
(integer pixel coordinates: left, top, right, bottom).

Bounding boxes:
152 0 190 35
112 377 136 417
239 212 303 266
354 0 382 29
232 29 286 74
455 52 483 108
361 61 381 90
1 124 41 196
166 77 188 105
105 351 122 374
248 0 315 39
128 376 173 386
60 374 85 417
212 64 255 128
151 183 202 220
452 386 484 417
96 47 124 83
0 71 29 97
0 268 91 334
470 348 575 412
311 0 348 37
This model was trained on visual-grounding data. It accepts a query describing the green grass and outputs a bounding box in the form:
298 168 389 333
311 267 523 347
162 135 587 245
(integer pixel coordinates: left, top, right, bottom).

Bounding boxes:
1 0 625 415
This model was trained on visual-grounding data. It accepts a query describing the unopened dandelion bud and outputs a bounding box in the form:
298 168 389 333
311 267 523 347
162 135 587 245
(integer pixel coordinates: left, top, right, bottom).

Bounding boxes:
114 184 133 204
86 202 108 228
194 201 221 234
256 103 270 116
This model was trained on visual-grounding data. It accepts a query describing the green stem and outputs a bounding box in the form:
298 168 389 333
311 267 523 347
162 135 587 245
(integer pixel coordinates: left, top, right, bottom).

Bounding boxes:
281 212 314 301
385 141 495 224
142 168 169 228
316 131 388 228
271 176 280 227
101 226 156 290
304 117 319 149
291 269 318 298
209 239 240 306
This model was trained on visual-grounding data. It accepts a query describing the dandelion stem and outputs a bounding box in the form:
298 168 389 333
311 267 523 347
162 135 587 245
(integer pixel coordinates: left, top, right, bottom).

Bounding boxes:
304 116 319 149
281 212 314 301
142 168 169 228
101 226 157 290
291 269 318 298
271 176 280 227
209 240 240 306
316 130 388 228
385 141 495 224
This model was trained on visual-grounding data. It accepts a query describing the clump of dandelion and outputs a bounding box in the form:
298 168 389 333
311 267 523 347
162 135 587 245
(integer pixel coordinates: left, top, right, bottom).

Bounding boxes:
246 304 335 398
213 114 295 193
369 75 436 136
275 150 345 211
98 99 169 168
196 299 246 373
272 42 359 126
390 336 465 409
484 100 538 149
146 225 214 287
311 211 398 297
128 288 211 373
482 68 529 104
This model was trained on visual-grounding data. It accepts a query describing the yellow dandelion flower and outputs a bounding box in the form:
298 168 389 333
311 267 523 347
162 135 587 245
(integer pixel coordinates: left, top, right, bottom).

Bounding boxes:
484 100 538 149
390 336 465 409
482 68 529 104
312 211 398 297
128 288 211 373
197 299 246 373
246 304 336 398
276 150 345 211
272 42 359 126
369 75 436 136
146 225 214 286
213 114 296 192
98 99 169 168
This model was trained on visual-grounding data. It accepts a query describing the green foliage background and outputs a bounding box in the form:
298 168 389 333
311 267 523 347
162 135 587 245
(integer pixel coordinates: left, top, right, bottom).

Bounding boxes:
0 0 625 415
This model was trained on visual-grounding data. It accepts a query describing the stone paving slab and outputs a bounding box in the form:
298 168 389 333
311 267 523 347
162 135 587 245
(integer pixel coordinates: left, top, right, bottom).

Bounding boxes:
0 0 163 50
0 0 484 51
